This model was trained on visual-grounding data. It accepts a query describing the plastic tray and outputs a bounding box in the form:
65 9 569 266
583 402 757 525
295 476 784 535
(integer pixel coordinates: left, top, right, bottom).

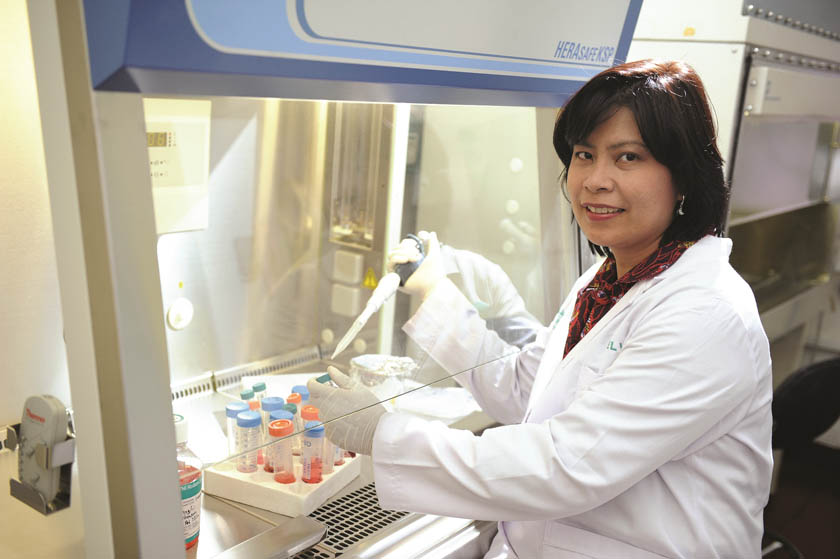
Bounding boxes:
204 454 360 517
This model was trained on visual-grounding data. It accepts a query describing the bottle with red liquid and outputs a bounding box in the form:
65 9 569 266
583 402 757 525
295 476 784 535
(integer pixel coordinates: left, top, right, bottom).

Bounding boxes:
301 405 334 475
301 421 325 484
174 414 202 550
266 419 296 484
314 373 352 462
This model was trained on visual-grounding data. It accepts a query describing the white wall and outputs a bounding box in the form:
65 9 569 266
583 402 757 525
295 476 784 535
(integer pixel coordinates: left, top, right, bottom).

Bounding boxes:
0 0 70 423
0 5 85 558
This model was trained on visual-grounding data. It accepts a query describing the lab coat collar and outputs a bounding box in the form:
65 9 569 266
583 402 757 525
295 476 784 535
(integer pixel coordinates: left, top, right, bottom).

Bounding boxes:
648 235 732 285
561 235 730 364
595 235 731 293
524 236 732 420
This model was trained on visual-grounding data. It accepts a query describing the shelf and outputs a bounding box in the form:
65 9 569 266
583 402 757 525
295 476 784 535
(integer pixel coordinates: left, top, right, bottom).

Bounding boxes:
727 199 826 228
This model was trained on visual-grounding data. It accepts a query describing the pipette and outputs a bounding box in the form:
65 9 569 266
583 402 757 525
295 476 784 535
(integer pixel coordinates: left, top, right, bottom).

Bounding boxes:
331 234 424 360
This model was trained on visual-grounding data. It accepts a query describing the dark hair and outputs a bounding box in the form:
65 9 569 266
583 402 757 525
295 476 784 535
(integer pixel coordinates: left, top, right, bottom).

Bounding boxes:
553 59 728 256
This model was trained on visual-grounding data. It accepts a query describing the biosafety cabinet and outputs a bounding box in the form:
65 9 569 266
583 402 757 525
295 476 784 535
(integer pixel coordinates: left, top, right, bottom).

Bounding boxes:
23 1 641 557
19 0 840 557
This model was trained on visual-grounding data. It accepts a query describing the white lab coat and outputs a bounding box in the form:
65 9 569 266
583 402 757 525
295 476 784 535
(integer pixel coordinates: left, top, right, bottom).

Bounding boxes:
442 245 543 347
372 235 773 558
407 245 542 387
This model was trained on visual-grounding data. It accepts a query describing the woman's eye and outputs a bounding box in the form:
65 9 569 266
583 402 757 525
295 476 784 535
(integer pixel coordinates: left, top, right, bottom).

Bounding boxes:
574 151 591 160
619 153 638 162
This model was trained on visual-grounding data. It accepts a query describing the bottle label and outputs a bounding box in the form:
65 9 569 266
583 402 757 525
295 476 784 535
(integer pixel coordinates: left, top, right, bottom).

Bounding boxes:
180 467 202 546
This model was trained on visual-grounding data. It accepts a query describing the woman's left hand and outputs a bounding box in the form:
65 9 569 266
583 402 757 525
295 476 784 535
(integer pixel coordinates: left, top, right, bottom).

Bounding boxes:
307 366 387 455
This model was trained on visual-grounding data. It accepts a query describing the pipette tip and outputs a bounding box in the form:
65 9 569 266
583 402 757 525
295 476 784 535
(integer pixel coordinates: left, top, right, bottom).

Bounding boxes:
330 338 349 360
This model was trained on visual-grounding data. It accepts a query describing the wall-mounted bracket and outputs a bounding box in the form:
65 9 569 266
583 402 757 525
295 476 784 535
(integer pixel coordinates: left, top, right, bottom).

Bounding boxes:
9 414 75 515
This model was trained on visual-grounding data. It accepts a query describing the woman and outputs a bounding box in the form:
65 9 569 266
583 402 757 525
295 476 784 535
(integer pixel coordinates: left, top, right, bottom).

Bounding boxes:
309 60 773 558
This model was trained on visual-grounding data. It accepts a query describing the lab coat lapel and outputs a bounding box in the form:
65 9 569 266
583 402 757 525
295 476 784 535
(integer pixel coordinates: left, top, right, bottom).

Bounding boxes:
558 237 723 365
561 278 649 363
523 275 663 422
523 237 726 422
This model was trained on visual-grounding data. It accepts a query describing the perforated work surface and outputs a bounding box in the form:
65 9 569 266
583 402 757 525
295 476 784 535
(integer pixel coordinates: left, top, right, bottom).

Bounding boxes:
293 482 411 557
293 548 333 559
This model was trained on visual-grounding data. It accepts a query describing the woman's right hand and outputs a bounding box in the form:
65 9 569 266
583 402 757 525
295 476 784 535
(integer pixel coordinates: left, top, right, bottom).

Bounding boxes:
387 231 446 300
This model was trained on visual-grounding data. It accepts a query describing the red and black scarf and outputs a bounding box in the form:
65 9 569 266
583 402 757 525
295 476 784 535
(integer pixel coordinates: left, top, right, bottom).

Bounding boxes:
563 239 696 358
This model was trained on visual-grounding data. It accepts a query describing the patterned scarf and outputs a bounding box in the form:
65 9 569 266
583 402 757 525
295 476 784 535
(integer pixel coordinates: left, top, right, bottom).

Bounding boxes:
563 239 696 358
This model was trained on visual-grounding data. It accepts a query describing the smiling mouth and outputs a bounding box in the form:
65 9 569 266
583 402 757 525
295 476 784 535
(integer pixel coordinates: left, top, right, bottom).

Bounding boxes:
584 205 624 214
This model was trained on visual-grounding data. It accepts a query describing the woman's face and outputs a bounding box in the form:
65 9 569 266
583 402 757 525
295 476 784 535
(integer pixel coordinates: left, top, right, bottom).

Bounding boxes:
567 106 678 276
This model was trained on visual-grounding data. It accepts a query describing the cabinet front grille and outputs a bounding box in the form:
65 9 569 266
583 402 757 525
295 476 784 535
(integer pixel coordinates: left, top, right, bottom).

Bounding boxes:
294 482 412 557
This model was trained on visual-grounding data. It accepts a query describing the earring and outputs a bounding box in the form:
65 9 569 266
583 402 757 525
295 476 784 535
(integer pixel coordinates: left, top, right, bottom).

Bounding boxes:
677 197 686 216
